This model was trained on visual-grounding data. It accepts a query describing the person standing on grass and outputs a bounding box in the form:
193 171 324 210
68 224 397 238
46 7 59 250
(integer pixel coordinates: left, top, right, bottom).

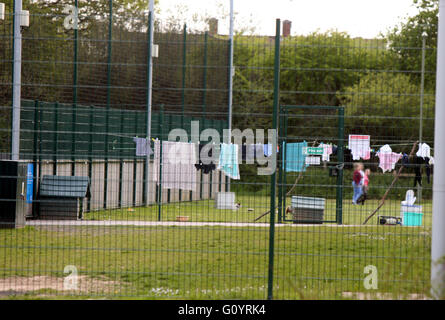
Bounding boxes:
352 162 364 205
357 168 370 205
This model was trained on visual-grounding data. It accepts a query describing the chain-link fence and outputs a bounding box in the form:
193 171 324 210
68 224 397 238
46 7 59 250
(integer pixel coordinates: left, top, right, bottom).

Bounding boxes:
0 0 438 299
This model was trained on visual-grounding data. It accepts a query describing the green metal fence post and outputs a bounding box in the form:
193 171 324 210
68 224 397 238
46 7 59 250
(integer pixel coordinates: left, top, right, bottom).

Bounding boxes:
133 111 138 207
336 107 345 225
158 105 164 221
181 24 187 123
179 24 187 202
282 109 289 221
38 100 42 182
202 31 208 118
33 100 39 217
118 109 124 208
103 0 113 209
71 0 79 176
53 102 59 175
277 107 283 224
87 105 93 212
33 100 38 165
267 18 281 301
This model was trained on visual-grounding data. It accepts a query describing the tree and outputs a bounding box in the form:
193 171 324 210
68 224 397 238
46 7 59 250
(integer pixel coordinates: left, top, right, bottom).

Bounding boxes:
386 0 438 90
338 72 435 143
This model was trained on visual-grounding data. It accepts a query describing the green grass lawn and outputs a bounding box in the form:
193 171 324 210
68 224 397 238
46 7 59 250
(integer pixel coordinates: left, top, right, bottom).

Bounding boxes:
0 223 431 299
84 195 433 227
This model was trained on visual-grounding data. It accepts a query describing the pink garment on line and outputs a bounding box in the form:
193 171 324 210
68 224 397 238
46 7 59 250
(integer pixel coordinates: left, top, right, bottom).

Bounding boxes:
377 152 402 173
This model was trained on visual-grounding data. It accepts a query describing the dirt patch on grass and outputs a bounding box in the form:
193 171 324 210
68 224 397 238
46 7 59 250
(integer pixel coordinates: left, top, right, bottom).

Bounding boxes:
0 275 119 296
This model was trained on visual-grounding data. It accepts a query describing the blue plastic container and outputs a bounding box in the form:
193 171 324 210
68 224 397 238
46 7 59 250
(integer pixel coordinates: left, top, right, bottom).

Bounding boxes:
403 212 423 226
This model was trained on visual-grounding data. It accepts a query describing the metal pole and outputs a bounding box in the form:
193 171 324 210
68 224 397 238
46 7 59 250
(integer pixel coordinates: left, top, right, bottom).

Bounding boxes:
179 23 187 202
202 31 208 117
227 0 234 192
418 32 427 203
87 105 93 212
53 102 59 175
431 0 445 300
181 24 187 121
11 0 23 160
267 18 281 301
228 0 234 134
158 105 164 221
277 109 283 224
103 0 113 209
145 0 154 206
336 107 345 225
71 0 79 176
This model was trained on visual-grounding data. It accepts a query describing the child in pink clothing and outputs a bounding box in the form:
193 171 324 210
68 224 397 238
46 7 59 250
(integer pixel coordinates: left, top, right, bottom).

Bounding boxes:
357 169 370 205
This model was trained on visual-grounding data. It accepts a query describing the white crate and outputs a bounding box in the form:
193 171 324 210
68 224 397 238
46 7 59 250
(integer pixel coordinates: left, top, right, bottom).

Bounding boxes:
215 192 236 210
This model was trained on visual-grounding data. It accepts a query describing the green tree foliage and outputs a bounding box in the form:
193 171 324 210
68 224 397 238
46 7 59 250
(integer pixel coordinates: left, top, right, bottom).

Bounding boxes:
386 0 438 89
338 72 435 143
0 0 156 152
232 31 397 140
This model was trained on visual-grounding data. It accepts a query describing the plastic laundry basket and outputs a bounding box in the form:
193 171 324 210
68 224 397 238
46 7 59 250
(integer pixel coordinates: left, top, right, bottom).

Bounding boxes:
403 212 423 226
400 204 423 226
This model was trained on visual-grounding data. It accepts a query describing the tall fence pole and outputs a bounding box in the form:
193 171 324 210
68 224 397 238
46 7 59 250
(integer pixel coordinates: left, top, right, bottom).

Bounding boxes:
226 0 234 192
267 18 281 301
336 107 345 225
181 23 187 123
103 0 113 209
418 31 427 203
202 31 208 118
71 0 79 176
178 23 187 202
228 0 234 132
431 0 445 300
11 0 23 160
145 0 154 206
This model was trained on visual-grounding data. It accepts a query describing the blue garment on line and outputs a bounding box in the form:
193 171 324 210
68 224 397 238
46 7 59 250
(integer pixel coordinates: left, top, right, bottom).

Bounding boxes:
283 141 308 172
263 144 273 157
217 143 240 180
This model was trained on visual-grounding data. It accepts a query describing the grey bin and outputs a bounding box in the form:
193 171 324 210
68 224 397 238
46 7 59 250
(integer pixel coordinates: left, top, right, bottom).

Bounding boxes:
0 160 33 228
290 196 325 224
39 175 90 220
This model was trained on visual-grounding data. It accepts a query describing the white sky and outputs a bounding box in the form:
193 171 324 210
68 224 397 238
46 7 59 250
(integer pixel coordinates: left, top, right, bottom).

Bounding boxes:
157 0 419 38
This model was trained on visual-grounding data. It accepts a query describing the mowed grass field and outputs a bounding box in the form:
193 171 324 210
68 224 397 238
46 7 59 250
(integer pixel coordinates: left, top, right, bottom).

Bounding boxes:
85 195 433 227
0 217 431 299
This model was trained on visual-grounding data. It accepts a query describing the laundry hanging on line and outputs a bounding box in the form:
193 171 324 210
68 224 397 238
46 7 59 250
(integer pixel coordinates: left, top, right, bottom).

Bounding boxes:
413 155 432 187
349 135 371 161
218 143 240 180
318 142 333 162
263 143 279 157
195 143 217 174
376 144 402 173
416 142 431 159
283 141 308 173
133 137 153 157
152 140 198 191
239 144 267 163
